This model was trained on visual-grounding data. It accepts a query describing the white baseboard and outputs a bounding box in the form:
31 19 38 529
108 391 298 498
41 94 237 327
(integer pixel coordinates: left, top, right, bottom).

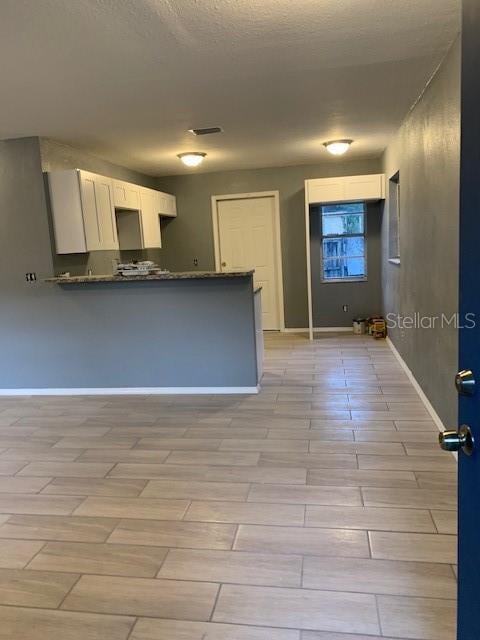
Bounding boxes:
386 337 446 434
0 386 260 397
283 327 352 333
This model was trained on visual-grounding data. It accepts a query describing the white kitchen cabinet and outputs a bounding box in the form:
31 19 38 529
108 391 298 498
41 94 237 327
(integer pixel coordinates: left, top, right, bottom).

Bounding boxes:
48 169 118 253
158 191 177 217
112 179 141 210
48 171 176 254
80 171 118 251
306 178 346 205
343 174 385 201
116 187 163 250
113 179 176 217
305 174 385 204
139 188 162 248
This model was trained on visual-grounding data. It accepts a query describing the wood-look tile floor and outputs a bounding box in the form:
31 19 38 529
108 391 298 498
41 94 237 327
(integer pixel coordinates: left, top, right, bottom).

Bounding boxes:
0 332 457 639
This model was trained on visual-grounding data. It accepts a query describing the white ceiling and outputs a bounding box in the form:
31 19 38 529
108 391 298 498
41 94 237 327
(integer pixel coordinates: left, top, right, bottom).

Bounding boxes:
0 0 460 175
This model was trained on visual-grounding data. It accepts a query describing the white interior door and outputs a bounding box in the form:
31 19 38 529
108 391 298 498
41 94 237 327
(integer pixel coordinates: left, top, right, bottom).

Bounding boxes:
217 196 281 330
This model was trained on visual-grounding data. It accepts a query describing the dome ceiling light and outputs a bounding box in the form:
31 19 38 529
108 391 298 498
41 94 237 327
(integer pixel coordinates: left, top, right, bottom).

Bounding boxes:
323 139 353 156
177 152 207 167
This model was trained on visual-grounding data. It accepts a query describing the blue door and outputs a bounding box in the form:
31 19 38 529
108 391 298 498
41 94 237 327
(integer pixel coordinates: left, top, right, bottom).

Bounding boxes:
439 2 480 638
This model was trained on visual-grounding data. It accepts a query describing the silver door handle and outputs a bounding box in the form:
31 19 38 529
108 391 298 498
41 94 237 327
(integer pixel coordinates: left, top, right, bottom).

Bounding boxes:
439 425 474 456
455 369 475 395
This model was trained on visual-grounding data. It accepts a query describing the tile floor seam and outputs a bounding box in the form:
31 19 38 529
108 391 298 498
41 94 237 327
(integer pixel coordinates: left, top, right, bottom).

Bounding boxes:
11 462 31 476
21 540 49 570
208 583 223 622
55 572 84 610
0 599 142 619
230 524 240 550
374 593 384 637
124 616 139 640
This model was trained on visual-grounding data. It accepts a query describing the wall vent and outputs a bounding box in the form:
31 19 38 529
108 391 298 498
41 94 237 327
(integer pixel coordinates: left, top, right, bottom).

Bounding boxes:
189 127 223 136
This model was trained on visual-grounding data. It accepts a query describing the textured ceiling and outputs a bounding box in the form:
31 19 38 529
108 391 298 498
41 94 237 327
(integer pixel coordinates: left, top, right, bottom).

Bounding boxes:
0 0 460 175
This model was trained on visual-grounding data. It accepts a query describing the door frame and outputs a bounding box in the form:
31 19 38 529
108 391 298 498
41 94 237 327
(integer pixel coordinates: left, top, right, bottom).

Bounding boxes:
211 190 285 331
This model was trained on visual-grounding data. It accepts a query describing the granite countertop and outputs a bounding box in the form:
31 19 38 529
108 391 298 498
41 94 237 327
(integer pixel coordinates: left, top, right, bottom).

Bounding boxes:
45 271 254 284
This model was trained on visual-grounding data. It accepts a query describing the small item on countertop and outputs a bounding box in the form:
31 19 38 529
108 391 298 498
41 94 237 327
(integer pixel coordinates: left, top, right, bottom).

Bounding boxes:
114 260 169 277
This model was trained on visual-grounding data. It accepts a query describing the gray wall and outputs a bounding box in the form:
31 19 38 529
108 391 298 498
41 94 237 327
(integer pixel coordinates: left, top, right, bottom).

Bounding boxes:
157 158 382 328
0 137 257 389
40 138 166 276
310 202 383 326
381 38 461 426
40 138 158 188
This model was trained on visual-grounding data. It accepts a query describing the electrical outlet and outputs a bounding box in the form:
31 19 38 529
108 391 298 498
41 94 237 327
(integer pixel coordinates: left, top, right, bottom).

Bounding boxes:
342 304 348 313
25 273 37 282
193 258 199 266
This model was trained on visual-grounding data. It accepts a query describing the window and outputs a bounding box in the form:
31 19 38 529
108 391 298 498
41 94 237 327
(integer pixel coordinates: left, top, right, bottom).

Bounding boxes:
389 171 400 263
321 202 366 282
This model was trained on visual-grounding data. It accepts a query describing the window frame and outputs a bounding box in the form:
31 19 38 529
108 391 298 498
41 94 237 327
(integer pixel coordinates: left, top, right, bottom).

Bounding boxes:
320 201 368 284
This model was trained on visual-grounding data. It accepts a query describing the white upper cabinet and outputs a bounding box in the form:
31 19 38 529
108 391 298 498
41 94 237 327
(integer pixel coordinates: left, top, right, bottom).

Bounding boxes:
48 169 118 253
343 174 385 201
139 188 162 248
306 178 345 204
112 179 141 210
305 174 385 204
80 171 118 251
48 170 87 254
158 191 177 217
48 170 176 254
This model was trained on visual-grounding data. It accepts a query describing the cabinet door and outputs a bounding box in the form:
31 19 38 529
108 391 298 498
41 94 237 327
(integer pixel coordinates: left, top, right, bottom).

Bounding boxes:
94 175 118 250
165 193 177 216
307 178 346 204
48 170 88 254
112 179 141 210
79 172 102 251
79 171 118 251
157 192 177 217
344 174 385 201
140 189 162 248
306 174 386 204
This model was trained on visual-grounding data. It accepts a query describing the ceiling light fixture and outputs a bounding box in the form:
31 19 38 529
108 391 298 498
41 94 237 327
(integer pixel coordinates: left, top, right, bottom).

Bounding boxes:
323 139 353 156
177 152 207 167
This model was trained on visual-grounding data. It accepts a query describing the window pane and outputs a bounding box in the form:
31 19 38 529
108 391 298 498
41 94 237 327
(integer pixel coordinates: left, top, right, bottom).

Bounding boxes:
320 202 366 282
321 203 365 236
323 256 366 280
322 236 365 259
323 213 364 235
322 203 364 214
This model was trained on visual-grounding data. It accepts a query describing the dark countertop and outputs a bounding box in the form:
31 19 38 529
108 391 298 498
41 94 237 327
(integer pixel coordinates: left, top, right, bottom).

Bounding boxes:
46 270 254 284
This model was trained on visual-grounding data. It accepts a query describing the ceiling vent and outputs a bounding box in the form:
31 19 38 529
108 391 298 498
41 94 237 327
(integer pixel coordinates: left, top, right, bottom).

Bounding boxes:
189 127 223 136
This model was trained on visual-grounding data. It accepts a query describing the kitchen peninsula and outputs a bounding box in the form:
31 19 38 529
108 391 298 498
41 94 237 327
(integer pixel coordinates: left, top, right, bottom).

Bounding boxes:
2 270 262 394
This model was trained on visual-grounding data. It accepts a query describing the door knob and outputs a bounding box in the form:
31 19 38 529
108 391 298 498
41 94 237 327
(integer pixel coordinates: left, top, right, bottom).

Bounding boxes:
455 369 475 395
439 425 474 456
221 262 227 267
